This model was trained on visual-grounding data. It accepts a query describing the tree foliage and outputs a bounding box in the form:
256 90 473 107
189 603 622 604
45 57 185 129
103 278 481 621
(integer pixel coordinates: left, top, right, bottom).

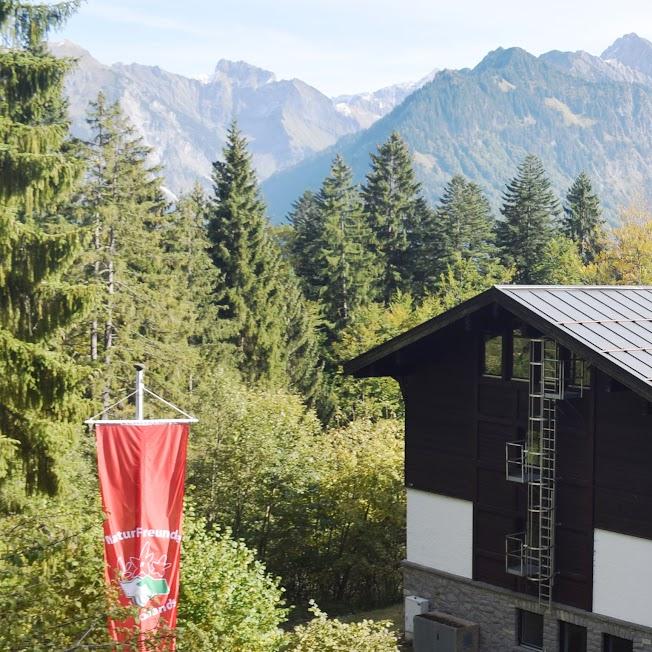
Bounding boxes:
0 0 90 499
312 155 376 343
283 602 399 652
207 123 322 398
178 510 288 652
67 93 203 411
361 132 428 303
587 204 652 284
562 171 605 264
497 154 561 283
432 175 497 275
188 367 405 611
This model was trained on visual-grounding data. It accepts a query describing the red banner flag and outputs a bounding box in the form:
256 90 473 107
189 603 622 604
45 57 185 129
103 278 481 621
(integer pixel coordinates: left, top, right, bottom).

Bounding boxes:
96 422 189 648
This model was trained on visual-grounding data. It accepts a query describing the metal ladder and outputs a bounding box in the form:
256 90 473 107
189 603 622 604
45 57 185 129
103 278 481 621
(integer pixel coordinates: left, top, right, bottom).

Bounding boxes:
526 338 560 607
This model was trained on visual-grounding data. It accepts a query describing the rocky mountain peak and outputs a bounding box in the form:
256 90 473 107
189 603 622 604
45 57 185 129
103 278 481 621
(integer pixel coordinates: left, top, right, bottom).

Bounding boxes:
601 33 652 77
211 59 276 88
474 46 536 73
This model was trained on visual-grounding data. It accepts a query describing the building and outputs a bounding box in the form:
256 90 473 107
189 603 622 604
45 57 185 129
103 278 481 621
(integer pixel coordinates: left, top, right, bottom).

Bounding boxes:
345 286 652 652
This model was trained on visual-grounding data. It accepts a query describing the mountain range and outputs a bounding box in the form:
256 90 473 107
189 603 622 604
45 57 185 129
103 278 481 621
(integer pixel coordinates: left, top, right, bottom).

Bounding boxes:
50 40 425 192
52 34 652 222
263 33 652 221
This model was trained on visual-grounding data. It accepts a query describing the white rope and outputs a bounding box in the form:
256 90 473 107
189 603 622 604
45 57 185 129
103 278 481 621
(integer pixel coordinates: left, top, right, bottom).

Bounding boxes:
86 390 137 422
143 387 197 420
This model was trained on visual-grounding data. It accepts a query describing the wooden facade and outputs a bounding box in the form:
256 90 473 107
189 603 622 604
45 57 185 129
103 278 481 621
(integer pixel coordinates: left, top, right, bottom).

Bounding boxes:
358 297 652 615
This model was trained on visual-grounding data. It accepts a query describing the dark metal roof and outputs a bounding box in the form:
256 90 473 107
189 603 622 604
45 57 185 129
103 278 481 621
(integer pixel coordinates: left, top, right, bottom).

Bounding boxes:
344 285 652 401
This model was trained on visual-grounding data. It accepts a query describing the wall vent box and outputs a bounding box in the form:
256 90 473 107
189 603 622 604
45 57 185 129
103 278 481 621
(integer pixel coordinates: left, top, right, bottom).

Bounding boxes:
413 611 479 652
405 595 430 641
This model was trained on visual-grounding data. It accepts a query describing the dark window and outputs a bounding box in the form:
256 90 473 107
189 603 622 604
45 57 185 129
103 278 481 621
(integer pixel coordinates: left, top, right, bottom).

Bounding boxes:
560 621 587 652
512 329 530 380
483 334 503 377
603 633 633 652
568 353 591 388
518 609 543 650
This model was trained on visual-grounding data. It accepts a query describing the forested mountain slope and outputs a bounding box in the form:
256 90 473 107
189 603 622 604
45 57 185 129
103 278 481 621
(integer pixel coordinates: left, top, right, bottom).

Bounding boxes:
263 35 652 222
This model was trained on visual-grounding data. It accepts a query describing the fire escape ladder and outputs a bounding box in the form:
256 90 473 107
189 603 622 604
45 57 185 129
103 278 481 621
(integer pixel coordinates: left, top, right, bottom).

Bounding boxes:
528 338 559 607
505 338 560 608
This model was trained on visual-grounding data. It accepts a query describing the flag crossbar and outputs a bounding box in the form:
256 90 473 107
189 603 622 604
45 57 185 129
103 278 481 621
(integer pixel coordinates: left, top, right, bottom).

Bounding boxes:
85 364 198 425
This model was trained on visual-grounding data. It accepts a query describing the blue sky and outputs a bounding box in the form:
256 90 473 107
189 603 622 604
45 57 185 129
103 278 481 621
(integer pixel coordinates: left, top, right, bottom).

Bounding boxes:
55 0 652 96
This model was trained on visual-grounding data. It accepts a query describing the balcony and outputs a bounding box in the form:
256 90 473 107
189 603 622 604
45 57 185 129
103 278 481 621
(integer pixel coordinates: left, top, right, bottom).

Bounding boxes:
505 532 540 578
505 441 541 483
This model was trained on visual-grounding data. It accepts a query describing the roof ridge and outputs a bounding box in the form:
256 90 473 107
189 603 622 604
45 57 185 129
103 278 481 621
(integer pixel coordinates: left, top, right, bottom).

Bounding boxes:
495 285 652 290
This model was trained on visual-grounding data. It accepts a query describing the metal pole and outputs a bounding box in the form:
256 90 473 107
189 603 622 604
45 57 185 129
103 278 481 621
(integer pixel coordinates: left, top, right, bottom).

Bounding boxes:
135 363 145 420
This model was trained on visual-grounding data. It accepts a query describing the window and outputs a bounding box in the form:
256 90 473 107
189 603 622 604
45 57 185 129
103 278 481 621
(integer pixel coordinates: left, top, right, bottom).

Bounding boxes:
560 621 586 652
483 334 503 377
568 353 591 388
603 633 633 652
512 329 530 380
518 609 543 650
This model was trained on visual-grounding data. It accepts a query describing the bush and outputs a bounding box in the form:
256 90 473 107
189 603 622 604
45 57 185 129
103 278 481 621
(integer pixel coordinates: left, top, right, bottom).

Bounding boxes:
283 602 399 652
177 510 288 652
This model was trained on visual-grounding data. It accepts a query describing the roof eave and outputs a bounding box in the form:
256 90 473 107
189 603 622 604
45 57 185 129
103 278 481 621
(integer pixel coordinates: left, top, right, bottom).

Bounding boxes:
343 287 499 377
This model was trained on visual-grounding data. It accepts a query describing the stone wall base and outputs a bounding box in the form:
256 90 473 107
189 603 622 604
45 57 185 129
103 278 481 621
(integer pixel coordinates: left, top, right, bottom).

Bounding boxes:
403 561 652 651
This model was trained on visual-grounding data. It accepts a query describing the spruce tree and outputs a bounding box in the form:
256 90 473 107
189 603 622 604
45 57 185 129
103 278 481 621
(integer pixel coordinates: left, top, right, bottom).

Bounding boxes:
562 172 605 264
70 94 199 409
288 190 322 302
164 185 233 370
361 132 427 303
314 155 376 341
433 175 496 272
497 154 561 283
207 123 321 395
0 0 89 496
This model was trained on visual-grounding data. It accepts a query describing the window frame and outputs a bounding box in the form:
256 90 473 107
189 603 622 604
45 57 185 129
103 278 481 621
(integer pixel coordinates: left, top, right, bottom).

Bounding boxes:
603 633 634 652
511 328 531 382
481 332 504 379
517 609 544 650
567 352 592 389
559 620 587 652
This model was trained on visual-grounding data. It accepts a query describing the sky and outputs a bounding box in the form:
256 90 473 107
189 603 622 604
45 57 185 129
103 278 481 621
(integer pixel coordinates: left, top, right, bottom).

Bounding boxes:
55 0 652 96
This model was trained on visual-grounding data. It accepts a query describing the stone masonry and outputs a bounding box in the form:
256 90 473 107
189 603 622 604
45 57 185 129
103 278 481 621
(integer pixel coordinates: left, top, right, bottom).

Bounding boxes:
404 562 652 652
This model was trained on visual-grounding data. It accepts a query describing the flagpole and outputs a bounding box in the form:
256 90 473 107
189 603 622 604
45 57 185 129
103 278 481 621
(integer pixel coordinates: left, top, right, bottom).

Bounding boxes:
135 363 145 420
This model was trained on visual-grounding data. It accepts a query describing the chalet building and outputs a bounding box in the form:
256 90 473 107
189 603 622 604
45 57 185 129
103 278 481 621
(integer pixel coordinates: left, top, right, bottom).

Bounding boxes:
345 286 652 652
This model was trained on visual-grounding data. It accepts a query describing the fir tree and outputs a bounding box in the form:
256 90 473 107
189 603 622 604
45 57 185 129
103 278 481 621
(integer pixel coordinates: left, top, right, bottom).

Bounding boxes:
207 123 321 395
361 132 427 303
497 154 561 283
314 155 376 341
433 175 496 272
562 171 605 264
0 0 89 497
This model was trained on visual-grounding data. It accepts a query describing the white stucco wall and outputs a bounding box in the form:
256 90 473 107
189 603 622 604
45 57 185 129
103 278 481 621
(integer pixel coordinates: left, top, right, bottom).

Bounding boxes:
406 488 473 578
593 528 652 628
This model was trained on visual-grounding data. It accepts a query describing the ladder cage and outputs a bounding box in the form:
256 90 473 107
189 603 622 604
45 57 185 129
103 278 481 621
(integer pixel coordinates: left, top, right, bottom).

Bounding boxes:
505 337 558 607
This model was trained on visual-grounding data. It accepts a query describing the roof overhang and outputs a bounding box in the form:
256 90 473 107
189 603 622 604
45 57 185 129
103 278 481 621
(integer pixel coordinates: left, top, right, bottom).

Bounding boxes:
344 285 652 403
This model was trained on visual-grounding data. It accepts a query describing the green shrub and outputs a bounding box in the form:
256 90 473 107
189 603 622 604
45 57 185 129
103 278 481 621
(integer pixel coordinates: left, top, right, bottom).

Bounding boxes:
177 511 288 652
284 602 399 652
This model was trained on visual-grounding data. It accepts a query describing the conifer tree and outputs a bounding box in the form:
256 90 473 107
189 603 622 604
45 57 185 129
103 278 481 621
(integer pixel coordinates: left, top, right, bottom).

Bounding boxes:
433 175 497 272
288 190 322 301
562 172 605 264
361 132 427 303
70 94 199 409
314 155 376 341
497 154 561 283
0 0 89 496
164 185 233 370
207 123 322 395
